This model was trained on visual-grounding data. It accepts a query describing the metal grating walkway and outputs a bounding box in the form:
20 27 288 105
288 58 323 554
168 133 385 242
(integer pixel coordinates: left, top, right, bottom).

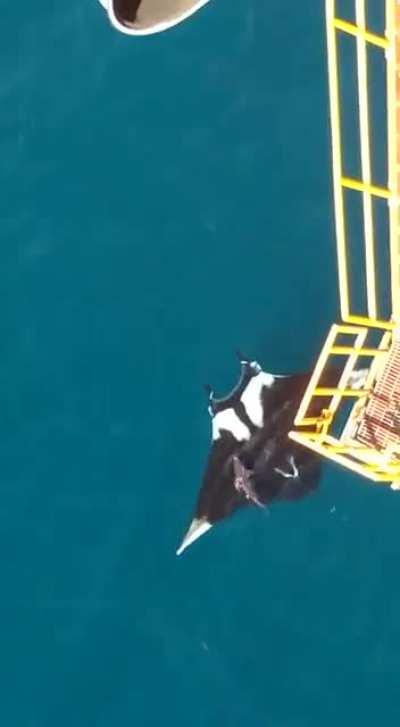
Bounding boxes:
356 340 400 451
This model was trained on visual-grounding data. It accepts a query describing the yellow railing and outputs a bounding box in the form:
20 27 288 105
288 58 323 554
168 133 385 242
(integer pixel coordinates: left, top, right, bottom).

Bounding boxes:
386 0 400 322
289 323 400 482
332 18 389 49
289 1 400 487
326 0 398 322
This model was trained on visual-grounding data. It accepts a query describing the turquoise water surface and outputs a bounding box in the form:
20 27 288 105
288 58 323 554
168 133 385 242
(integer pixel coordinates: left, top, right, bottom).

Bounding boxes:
1 1 400 725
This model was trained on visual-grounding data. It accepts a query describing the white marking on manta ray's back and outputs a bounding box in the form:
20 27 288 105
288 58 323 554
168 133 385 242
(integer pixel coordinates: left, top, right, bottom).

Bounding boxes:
240 371 274 427
212 408 251 441
274 455 299 478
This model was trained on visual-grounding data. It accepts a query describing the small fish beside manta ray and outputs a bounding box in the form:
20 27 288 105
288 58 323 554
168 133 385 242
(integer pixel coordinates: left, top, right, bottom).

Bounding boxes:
176 354 367 555
98 0 211 35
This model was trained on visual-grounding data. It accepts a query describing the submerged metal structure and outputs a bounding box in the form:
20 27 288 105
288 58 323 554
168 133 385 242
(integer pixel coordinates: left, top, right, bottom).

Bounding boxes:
290 1 400 487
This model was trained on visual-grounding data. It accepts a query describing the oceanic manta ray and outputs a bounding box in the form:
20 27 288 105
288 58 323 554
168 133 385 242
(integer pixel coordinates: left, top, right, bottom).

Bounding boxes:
176 354 367 555
99 0 211 35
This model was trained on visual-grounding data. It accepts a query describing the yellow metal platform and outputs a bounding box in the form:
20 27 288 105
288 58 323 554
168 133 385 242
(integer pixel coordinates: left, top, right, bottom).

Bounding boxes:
289 0 400 487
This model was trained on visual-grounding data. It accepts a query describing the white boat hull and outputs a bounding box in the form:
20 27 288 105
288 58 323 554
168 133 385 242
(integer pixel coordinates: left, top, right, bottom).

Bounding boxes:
98 0 211 35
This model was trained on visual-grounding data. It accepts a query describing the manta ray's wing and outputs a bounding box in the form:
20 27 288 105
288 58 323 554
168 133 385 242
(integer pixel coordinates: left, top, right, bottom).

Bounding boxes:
176 433 245 555
250 444 322 505
100 0 211 35
273 448 322 502
257 372 311 434
237 373 323 505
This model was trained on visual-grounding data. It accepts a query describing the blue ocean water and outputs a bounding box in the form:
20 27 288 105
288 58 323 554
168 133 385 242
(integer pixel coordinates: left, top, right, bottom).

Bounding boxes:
1 1 400 725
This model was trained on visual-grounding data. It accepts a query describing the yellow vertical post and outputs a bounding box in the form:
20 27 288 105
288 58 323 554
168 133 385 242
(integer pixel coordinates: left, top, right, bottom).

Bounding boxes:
294 324 341 425
326 0 350 320
355 0 377 319
387 0 400 323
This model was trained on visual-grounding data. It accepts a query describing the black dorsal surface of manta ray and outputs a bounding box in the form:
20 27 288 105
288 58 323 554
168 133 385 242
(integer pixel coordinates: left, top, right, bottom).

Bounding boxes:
176 355 366 556
99 0 211 35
